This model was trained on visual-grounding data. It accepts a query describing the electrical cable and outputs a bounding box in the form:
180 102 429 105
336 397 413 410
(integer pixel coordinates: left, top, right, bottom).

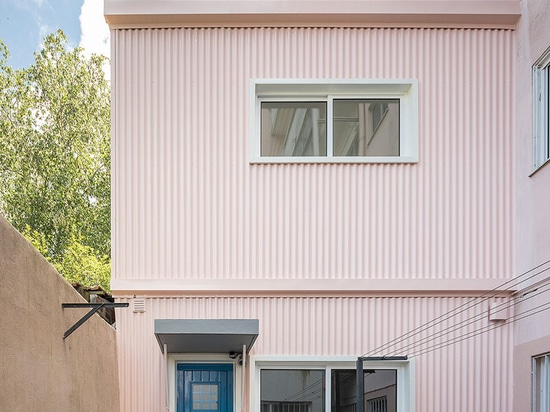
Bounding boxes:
364 262 550 357
362 260 550 358
379 281 550 357
283 377 324 402
407 300 550 358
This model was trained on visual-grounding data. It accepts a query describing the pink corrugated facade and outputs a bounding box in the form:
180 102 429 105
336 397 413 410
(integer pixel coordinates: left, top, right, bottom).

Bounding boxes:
105 2 532 411
116 296 513 411
111 27 514 284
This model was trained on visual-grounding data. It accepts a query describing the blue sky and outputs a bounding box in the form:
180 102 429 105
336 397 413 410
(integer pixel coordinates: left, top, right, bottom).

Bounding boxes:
0 0 109 69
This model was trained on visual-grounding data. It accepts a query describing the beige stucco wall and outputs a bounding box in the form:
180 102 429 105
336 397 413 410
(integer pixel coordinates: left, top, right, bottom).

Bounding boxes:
0 216 120 412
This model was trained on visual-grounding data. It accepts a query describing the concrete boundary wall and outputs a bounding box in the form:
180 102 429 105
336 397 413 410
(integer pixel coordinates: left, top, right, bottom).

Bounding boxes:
0 216 120 412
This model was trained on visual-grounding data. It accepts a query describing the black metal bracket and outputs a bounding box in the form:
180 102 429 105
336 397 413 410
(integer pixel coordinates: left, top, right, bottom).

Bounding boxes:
62 302 129 339
356 355 408 412
359 356 408 361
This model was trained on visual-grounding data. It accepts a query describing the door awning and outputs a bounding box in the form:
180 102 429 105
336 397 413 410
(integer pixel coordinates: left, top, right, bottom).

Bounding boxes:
154 319 259 354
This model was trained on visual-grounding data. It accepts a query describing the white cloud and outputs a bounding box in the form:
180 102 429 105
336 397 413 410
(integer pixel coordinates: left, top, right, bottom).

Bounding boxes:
79 0 110 79
79 0 110 59
16 0 48 12
31 0 47 8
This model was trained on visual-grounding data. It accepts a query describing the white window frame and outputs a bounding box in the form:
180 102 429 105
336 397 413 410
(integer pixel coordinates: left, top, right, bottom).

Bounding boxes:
533 47 550 171
249 79 418 164
533 353 550 412
250 356 415 412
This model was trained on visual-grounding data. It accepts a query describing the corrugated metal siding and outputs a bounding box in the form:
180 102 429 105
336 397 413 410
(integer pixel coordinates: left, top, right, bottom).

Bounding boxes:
112 27 514 282
115 296 513 411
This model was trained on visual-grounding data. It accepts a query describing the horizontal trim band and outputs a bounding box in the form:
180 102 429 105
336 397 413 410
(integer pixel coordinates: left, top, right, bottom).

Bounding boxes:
104 1 520 28
111 278 515 298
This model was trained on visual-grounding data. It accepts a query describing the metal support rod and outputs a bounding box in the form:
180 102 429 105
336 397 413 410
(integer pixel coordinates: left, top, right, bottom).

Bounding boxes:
356 357 364 412
62 303 130 308
241 344 246 412
62 302 129 339
165 343 169 412
360 356 408 361
357 355 407 412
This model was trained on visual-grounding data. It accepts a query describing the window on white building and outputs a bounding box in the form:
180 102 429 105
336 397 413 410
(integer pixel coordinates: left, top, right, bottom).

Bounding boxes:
250 80 418 164
533 353 550 412
533 47 550 171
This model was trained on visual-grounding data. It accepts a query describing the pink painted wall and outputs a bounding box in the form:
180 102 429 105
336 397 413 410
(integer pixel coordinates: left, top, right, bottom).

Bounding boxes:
116 295 513 411
107 5 521 412
111 27 515 288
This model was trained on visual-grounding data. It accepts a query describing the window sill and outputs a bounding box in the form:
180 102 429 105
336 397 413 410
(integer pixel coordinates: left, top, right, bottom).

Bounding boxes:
250 156 419 164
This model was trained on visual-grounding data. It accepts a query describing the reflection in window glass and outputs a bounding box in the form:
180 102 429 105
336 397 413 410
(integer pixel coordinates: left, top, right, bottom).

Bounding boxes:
261 102 327 156
333 100 399 157
331 369 396 412
533 49 550 170
533 353 550 412
261 370 325 412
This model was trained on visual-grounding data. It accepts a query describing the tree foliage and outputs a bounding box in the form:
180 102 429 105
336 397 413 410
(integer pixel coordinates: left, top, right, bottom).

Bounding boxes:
0 30 111 290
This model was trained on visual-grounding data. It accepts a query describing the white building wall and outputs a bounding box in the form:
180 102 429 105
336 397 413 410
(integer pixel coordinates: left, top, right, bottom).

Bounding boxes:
513 0 550 410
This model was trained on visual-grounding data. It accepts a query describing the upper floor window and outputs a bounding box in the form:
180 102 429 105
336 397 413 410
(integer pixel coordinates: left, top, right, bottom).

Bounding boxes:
250 80 418 164
533 47 550 171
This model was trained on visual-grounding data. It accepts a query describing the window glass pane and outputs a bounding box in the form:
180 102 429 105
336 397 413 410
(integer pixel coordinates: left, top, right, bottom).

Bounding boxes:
546 65 550 160
261 370 325 412
333 100 399 157
331 369 397 412
331 370 357 412
533 51 550 169
533 354 550 412
261 102 327 156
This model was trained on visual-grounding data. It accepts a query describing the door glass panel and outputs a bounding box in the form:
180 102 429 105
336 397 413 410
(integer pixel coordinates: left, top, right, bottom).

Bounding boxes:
192 384 219 410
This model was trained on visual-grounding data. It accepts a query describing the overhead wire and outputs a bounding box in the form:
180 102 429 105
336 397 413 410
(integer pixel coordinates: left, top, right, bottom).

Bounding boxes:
381 281 550 357
283 377 324 402
407 299 550 358
361 259 550 358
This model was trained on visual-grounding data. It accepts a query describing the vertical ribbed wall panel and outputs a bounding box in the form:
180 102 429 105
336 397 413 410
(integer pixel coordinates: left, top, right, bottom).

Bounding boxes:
112 27 514 282
115 296 513 411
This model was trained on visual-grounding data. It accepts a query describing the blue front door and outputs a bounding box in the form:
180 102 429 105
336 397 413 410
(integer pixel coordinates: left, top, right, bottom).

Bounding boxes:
177 364 234 412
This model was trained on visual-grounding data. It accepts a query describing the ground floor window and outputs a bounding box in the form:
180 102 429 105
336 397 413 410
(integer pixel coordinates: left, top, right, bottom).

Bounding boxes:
261 369 325 412
253 358 410 412
332 369 396 412
534 353 550 412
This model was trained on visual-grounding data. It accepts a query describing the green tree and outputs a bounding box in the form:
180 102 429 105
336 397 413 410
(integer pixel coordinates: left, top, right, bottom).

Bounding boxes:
0 30 111 290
